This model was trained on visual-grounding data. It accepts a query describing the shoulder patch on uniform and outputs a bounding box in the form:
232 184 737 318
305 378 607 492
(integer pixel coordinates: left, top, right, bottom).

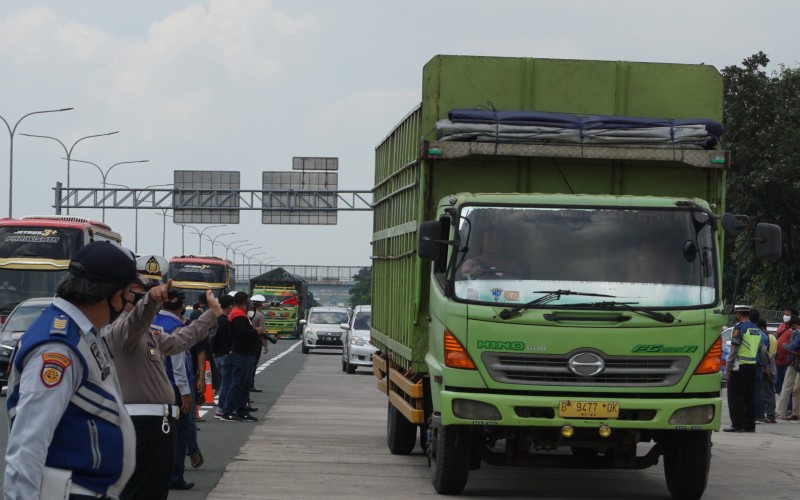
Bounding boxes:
50 316 69 336
40 352 71 388
149 324 165 336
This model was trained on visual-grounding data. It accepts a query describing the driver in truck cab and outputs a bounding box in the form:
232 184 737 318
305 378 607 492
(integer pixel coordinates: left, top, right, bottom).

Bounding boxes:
458 226 524 280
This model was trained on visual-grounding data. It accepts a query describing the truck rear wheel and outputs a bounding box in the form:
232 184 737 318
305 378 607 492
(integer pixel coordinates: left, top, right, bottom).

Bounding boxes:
387 402 417 455
663 430 711 500
430 422 470 494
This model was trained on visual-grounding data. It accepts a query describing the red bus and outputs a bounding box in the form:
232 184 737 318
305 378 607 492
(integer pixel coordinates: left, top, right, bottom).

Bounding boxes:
0 215 122 323
167 255 236 307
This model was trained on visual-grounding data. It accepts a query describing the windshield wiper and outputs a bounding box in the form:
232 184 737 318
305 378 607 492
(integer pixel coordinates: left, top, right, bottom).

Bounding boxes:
498 290 615 320
571 301 675 324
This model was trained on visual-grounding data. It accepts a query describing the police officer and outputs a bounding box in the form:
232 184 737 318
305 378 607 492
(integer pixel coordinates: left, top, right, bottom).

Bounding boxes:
105 255 221 499
4 241 139 499
724 304 765 432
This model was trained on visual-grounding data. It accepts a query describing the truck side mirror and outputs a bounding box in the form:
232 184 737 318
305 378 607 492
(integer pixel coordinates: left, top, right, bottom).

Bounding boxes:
418 221 445 261
721 213 746 236
754 223 782 260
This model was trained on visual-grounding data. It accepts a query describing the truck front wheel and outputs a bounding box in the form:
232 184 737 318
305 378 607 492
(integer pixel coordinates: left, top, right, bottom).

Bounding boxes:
430 422 470 494
387 402 417 454
663 430 711 500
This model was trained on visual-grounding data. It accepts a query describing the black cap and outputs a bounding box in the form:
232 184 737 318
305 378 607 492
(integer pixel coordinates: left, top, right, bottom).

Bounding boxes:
69 241 137 284
219 295 234 308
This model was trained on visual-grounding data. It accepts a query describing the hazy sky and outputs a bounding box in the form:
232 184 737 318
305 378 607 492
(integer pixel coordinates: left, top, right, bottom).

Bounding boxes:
0 1 797 269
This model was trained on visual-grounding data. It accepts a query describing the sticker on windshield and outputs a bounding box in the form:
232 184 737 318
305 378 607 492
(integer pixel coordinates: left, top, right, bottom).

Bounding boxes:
490 288 503 301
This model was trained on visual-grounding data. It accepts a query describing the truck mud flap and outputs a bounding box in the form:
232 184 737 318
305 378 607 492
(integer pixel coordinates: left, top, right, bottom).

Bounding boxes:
372 352 425 425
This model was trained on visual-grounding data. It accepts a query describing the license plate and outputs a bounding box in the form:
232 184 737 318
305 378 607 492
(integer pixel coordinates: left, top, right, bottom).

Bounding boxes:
559 400 619 418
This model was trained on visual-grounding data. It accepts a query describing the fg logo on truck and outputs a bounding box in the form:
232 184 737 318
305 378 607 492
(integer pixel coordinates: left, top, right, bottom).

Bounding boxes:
632 344 698 353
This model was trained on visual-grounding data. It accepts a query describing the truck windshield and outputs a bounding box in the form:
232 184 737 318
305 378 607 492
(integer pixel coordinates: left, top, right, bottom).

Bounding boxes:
169 263 227 283
453 206 717 308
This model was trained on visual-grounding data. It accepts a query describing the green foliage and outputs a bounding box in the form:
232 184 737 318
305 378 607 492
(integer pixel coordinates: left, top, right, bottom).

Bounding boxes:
722 52 800 308
348 267 371 307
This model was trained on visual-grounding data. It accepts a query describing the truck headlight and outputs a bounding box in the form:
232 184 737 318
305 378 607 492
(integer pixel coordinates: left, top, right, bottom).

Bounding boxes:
668 405 715 425
452 398 501 421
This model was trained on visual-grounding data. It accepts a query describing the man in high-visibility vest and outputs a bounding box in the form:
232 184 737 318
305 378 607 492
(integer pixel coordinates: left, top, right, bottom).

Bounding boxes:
724 305 765 432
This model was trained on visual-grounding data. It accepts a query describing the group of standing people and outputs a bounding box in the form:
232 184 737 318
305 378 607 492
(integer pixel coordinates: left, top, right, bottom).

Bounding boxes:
725 304 800 432
2 242 234 499
213 291 275 422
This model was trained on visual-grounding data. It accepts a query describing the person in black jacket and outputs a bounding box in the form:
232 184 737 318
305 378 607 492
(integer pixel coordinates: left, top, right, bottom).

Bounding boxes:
219 292 261 422
212 295 234 418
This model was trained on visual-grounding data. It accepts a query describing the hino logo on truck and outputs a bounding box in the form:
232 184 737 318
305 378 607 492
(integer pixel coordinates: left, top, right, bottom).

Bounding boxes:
476 340 525 351
632 345 698 353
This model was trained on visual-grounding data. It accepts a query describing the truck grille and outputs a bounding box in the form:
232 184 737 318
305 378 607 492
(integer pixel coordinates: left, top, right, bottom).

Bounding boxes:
481 351 690 387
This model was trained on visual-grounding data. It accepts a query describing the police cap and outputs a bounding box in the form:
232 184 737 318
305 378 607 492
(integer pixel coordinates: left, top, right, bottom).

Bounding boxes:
733 304 752 313
69 241 137 284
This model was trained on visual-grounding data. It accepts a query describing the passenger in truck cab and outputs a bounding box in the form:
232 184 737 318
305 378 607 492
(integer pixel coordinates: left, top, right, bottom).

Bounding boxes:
458 226 524 280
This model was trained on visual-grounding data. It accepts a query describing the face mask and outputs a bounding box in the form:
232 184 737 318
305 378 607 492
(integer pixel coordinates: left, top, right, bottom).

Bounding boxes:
247 310 255 319
784 315 792 323
108 289 128 324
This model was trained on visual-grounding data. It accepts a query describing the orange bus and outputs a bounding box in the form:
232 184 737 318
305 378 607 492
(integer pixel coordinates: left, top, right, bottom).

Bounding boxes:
0 215 122 323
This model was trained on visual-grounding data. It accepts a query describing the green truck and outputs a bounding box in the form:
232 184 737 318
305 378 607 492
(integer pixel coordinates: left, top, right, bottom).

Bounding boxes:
250 267 309 338
370 55 781 499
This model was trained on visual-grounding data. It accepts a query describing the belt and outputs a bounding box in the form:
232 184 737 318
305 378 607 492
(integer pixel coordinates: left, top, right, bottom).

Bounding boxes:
124 403 179 419
70 483 108 498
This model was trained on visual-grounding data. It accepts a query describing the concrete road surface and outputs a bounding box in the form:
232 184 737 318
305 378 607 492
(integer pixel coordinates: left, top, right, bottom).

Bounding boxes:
207 351 800 500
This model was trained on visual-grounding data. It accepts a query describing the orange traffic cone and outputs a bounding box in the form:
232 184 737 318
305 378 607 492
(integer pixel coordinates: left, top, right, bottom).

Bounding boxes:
203 360 213 404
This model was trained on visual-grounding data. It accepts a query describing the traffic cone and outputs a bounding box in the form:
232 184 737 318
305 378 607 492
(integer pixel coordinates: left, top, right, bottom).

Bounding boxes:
203 360 213 404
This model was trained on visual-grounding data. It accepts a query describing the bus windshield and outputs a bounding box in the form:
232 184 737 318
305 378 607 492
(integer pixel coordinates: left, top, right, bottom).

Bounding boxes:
452 205 717 309
0 227 83 260
0 268 66 308
169 263 227 283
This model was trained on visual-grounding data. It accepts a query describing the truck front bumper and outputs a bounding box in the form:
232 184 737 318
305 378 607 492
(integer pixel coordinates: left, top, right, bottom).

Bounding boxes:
437 388 721 431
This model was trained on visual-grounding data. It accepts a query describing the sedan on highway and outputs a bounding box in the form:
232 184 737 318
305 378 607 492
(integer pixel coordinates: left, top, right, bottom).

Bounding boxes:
0 297 54 387
300 306 350 354
340 305 377 374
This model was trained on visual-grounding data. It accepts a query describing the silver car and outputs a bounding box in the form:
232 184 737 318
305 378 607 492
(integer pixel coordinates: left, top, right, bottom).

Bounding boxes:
300 306 350 354
340 305 377 374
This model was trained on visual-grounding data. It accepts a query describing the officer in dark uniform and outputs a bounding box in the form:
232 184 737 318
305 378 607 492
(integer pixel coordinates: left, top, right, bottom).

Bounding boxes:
5 241 139 499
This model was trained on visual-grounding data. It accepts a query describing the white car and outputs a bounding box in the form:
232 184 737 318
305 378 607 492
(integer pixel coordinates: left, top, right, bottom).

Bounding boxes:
300 306 350 354
340 305 377 374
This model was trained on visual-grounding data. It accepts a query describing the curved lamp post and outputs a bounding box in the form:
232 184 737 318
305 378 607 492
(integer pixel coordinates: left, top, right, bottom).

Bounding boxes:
21 130 119 215
221 239 247 262
184 224 225 254
205 232 234 257
106 182 172 253
232 243 256 270
1 107 73 217
69 158 149 222
244 250 266 278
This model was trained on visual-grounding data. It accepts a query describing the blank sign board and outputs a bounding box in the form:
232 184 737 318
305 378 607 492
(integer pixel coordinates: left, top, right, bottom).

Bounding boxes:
262 171 338 225
292 157 338 171
174 170 240 224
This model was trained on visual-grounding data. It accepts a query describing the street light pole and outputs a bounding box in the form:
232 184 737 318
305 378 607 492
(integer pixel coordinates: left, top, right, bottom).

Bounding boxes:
69 158 149 222
1 107 74 217
246 251 267 278
20 130 119 215
184 224 225 254
231 243 255 270
207 232 234 256
222 239 247 262
106 182 172 253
